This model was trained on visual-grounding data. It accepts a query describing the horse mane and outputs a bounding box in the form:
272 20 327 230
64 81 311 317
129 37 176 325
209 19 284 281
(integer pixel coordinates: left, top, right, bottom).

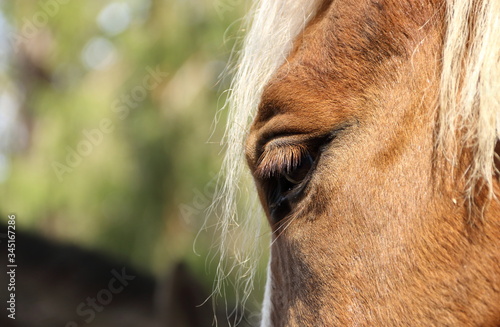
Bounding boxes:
209 0 324 316
439 0 500 202
211 0 500 318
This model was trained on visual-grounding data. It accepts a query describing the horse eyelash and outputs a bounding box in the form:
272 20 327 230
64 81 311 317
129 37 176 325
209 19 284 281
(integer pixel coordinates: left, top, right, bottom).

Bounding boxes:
255 144 308 179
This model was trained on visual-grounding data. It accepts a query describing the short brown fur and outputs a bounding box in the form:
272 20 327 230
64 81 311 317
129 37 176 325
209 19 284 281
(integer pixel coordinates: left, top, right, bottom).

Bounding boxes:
245 0 500 326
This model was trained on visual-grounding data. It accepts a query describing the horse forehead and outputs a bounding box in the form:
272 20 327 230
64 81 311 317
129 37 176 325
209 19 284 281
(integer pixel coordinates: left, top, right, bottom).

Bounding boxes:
255 0 439 129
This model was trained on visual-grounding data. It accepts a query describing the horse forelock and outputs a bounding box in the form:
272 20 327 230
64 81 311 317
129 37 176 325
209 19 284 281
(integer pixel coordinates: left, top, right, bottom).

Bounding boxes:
212 0 500 323
439 0 500 207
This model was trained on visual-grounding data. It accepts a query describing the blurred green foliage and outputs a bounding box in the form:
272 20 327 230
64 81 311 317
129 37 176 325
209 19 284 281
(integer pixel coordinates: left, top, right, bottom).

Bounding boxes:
0 0 257 300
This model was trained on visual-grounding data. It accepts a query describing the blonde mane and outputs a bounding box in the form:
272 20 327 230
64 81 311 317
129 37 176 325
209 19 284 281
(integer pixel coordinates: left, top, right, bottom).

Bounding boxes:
210 0 323 319
439 0 500 200
211 0 500 320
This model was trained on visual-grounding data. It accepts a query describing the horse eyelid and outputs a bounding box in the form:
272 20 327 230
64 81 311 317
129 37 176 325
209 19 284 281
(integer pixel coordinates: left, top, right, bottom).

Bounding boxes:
255 124 349 179
255 144 309 179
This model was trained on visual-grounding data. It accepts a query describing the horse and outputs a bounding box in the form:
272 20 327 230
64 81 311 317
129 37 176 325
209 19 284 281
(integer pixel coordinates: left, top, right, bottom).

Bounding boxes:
214 0 500 326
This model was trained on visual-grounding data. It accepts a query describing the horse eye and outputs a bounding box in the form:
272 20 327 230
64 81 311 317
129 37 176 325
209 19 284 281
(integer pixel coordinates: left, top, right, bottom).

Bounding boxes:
267 152 314 224
282 153 314 186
